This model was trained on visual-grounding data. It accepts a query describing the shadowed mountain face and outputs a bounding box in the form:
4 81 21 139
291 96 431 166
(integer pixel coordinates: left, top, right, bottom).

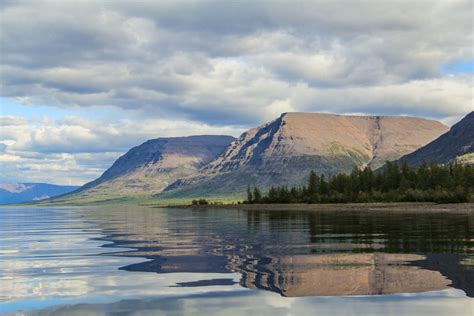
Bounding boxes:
89 206 474 298
57 135 235 203
398 112 474 166
0 183 79 204
164 113 447 197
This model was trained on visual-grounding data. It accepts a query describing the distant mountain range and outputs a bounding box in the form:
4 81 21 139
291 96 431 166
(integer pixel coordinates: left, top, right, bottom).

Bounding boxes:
0 183 79 204
50 112 462 204
397 111 474 166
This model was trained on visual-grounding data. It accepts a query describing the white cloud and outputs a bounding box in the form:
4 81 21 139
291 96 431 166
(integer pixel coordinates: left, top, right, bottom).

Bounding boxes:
0 0 472 183
0 115 241 184
0 1 472 123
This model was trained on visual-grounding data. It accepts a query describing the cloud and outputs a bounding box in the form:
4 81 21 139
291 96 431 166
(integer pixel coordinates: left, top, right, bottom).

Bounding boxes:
0 1 472 124
0 115 241 184
0 1 472 183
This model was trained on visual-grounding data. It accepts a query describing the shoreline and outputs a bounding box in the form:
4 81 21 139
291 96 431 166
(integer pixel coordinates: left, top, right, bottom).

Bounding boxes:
3 201 472 213
158 202 474 213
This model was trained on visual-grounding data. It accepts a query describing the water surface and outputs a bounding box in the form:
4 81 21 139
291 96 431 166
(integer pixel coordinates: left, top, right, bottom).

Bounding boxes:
0 206 473 315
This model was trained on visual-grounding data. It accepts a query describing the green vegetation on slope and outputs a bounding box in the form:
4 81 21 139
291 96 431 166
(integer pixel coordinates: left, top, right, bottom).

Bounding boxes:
245 161 474 204
457 153 474 165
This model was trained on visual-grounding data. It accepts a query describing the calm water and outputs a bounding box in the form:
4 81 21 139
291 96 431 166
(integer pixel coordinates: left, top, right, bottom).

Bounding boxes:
0 206 473 315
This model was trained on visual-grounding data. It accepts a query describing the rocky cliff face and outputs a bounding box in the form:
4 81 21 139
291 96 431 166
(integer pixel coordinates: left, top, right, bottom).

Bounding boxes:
56 135 235 203
206 112 447 171
397 111 474 166
164 113 448 197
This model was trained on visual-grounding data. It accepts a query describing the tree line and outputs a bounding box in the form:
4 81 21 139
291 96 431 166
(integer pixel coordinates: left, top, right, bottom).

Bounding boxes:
245 161 474 204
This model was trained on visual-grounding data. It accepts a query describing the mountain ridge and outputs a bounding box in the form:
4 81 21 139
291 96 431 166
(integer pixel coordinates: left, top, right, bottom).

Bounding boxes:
396 111 474 166
162 112 449 197
44 112 453 203
54 135 235 203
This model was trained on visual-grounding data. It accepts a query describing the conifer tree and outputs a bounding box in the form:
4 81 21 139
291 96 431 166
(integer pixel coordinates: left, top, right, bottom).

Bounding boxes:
246 185 253 204
245 161 473 205
253 187 262 203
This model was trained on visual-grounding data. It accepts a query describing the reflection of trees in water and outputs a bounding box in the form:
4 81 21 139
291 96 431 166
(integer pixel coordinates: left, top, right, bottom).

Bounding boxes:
94 207 474 297
408 253 474 297
257 210 474 254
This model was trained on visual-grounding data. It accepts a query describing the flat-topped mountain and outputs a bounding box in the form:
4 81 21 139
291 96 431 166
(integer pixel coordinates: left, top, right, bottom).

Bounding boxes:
0 183 79 204
397 111 474 166
208 112 448 171
164 113 448 197
48 112 450 203
54 135 235 203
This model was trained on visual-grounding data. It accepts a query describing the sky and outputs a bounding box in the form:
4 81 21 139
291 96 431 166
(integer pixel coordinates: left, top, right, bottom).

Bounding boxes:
0 0 473 185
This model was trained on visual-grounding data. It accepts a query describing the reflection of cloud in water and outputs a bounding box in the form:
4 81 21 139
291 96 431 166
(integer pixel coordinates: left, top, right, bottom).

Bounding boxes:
1 206 473 315
25 289 473 316
0 207 243 314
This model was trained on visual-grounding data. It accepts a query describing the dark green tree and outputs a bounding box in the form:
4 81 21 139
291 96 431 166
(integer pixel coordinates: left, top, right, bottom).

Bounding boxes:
253 187 262 203
244 161 473 205
246 185 253 204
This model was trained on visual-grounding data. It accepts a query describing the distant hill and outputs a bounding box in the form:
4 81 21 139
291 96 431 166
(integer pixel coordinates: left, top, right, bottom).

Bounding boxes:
0 183 79 204
163 112 448 198
52 135 235 203
397 112 474 166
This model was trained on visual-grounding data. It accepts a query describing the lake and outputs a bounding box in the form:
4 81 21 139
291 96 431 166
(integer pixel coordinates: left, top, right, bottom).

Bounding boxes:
0 206 473 315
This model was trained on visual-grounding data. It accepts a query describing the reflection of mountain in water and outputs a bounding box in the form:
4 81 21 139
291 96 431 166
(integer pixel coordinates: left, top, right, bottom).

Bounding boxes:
235 253 450 297
409 253 474 298
90 206 474 297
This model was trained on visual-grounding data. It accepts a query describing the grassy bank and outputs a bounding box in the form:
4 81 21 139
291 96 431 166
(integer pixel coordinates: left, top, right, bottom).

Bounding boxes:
12 194 244 207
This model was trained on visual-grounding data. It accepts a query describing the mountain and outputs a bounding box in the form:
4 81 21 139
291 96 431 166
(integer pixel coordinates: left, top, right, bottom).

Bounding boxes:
396 111 474 166
0 183 79 204
53 135 235 203
48 112 449 204
163 113 448 197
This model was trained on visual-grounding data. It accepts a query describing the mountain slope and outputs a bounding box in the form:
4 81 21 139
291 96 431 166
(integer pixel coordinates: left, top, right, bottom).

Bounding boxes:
397 111 474 166
0 183 79 204
163 113 448 197
55 135 235 203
